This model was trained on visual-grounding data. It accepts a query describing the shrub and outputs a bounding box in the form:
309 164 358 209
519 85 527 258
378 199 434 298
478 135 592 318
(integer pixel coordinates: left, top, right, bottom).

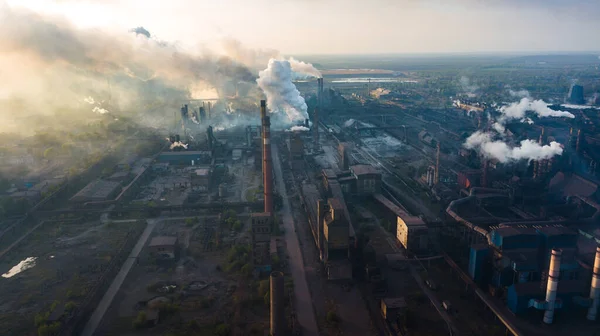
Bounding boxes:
214 323 231 336
133 311 147 329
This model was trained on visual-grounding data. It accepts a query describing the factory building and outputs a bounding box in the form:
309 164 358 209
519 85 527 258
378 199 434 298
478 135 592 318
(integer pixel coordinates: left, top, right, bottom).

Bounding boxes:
287 132 305 160
148 236 178 260
70 179 121 204
157 151 212 166
396 215 428 252
250 213 273 272
190 168 212 190
418 130 437 147
323 198 350 260
568 84 585 105
350 164 382 194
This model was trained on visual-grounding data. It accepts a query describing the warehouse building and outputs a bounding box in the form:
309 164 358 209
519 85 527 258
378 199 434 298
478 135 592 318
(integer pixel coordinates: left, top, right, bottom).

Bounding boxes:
70 180 121 203
190 167 212 190
157 151 212 166
396 214 428 252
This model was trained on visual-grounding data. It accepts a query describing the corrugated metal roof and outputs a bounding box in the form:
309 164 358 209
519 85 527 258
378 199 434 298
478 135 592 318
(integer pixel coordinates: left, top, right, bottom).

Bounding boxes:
149 236 177 247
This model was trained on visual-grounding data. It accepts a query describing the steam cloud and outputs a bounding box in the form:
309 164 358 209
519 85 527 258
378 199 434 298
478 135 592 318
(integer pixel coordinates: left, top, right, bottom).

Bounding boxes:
289 126 310 132
257 58 319 123
464 131 564 163
495 97 574 129
463 95 574 163
170 141 188 150
508 89 530 98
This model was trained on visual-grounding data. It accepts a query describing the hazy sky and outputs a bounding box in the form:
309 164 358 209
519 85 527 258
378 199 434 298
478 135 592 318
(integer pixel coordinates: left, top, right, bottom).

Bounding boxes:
4 0 600 54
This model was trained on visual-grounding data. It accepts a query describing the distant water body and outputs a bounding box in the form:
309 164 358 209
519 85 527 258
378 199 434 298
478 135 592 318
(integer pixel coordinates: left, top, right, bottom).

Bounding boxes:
330 78 418 83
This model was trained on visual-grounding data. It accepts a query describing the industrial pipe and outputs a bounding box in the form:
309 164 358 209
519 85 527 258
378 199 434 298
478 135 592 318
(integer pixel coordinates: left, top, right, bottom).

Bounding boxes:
270 271 285 336
587 246 600 320
544 248 562 324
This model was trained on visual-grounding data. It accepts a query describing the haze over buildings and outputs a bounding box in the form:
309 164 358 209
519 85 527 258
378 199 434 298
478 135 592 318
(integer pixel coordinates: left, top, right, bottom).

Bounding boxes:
3 0 600 55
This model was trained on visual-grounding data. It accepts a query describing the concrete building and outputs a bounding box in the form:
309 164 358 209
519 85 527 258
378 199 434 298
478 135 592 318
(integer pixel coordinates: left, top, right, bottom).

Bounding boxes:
396 215 428 252
568 84 585 105
288 132 305 159
157 151 212 165
70 180 121 203
251 213 273 271
381 297 407 321
323 198 350 260
190 167 211 190
350 164 382 194
148 236 178 260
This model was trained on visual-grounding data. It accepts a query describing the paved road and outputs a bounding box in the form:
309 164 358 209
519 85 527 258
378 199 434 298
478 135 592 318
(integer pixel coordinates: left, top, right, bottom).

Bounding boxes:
272 145 320 336
81 219 159 336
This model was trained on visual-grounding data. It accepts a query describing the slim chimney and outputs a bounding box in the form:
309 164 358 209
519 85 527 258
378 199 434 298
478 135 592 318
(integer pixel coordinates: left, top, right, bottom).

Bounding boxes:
261 100 274 214
587 246 600 320
207 102 212 120
434 142 440 185
270 272 285 336
543 248 562 324
313 107 319 149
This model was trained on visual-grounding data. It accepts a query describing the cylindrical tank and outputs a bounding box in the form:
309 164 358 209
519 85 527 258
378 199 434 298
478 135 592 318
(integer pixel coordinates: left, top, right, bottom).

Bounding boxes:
587 246 600 320
543 248 562 324
218 184 225 198
270 271 285 336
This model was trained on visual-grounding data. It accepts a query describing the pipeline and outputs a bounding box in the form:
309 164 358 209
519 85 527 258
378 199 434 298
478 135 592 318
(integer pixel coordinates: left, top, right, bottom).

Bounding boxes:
446 195 491 242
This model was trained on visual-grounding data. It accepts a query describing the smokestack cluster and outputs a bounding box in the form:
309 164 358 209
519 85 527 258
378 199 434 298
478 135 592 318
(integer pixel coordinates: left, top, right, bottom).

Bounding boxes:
588 246 600 321
543 249 562 324
261 100 274 214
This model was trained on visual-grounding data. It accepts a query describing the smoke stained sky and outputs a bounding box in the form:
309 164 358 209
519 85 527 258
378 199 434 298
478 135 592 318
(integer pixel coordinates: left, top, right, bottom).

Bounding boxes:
4 0 600 54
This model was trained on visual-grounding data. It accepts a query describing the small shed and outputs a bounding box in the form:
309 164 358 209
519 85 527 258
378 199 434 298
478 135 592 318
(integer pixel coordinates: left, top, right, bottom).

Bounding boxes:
148 236 178 259
381 297 407 321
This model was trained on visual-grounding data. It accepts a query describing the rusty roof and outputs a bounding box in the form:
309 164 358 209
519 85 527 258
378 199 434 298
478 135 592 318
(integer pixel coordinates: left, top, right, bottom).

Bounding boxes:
350 164 380 176
149 236 177 247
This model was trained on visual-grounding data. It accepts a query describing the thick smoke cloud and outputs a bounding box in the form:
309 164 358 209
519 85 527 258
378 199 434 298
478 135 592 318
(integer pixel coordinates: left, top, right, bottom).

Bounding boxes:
0 5 265 133
257 58 319 123
463 94 574 163
464 131 564 163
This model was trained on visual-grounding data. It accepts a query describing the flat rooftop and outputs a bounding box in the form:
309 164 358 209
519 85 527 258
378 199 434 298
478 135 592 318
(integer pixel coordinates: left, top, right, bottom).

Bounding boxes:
149 236 177 247
70 180 121 202
350 164 380 176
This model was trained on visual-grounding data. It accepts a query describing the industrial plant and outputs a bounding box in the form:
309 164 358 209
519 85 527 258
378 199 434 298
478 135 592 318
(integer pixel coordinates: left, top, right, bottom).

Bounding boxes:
2 24 600 336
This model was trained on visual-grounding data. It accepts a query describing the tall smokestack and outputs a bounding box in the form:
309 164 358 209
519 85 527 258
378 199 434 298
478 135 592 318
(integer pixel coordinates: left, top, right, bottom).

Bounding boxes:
270 271 285 336
434 142 440 185
587 246 600 320
543 248 562 324
207 102 212 120
261 100 274 214
576 129 582 154
313 107 319 149
317 78 323 109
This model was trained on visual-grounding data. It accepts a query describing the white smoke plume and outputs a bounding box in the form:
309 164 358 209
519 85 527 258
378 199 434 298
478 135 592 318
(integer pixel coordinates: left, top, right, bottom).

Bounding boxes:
508 89 531 98
288 57 322 78
497 97 574 126
92 106 109 114
289 126 309 132
190 114 199 124
257 59 310 123
83 96 95 105
460 76 478 97
170 141 188 150
464 131 564 163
